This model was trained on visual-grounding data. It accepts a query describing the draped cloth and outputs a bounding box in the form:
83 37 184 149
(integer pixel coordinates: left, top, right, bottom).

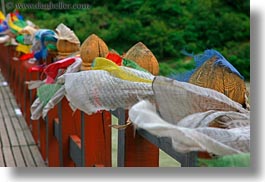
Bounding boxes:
30 58 81 120
63 67 154 115
31 57 154 119
129 76 250 156
63 71 249 155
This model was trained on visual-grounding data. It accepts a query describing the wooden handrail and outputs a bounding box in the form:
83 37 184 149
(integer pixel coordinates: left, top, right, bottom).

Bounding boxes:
112 108 197 167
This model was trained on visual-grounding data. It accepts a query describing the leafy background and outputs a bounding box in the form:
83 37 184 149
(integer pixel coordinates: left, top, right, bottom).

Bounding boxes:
4 0 250 80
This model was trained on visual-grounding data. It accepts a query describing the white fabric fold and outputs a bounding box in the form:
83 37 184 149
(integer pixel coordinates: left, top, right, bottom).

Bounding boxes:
129 76 250 156
64 70 154 115
129 100 249 156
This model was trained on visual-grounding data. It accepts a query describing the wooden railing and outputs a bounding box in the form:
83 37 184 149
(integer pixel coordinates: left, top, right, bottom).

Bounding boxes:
0 44 197 167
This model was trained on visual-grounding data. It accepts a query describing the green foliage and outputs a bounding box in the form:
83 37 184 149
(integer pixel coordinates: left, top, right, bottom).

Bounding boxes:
6 0 249 79
159 57 195 77
222 41 250 80
198 153 250 167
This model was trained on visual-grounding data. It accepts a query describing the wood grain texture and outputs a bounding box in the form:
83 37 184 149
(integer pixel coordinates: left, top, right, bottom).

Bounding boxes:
0 71 45 167
189 57 247 106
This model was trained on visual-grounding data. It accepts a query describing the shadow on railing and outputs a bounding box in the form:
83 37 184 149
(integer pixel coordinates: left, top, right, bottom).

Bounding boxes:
0 43 197 167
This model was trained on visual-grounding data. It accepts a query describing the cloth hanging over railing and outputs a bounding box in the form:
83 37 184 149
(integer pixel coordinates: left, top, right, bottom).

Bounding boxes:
129 76 250 156
63 67 154 115
30 57 82 120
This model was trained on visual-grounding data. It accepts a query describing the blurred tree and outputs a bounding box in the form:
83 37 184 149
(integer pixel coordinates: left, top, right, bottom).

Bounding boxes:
5 0 249 79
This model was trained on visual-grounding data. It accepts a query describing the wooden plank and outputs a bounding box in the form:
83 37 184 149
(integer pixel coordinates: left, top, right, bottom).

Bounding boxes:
10 98 17 107
2 87 13 100
21 146 35 167
31 116 39 145
0 116 11 147
17 116 36 145
1 87 7 100
29 72 39 139
80 112 85 167
69 135 82 167
137 129 197 167
0 80 11 148
39 117 47 161
73 110 112 167
0 148 5 166
45 117 49 164
17 115 30 130
57 106 64 167
0 83 4 100
0 71 46 168
116 109 159 167
3 117 19 146
23 128 37 146
15 61 22 107
0 100 9 118
124 125 159 167
5 92 29 146
3 147 15 167
58 98 75 167
54 119 60 141
0 82 27 148
0 89 3 100
110 110 120 118
0 131 2 148
5 100 17 117
10 117 27 146
117 108 125 167
2 82 19 111
46 107 60 167
0 87 9 100
12 146 26 167
29 145 46 167
23 80 32 126
8 86 15 97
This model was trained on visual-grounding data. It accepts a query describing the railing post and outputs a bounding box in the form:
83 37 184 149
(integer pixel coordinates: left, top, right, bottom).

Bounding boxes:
137 128 198 167
14 58 21 106
39 117 46 160
45 116 49 166
71 110 112 167
124 126 159 166
29 66 40 144
58 97 75 167
115 109 159 167
57 101 64 166
80 112 85 167
44 104 60 167
117 108 125 167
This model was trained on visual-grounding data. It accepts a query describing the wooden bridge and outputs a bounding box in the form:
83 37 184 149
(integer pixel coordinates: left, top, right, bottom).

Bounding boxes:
0 44 197 167
0 73 45 167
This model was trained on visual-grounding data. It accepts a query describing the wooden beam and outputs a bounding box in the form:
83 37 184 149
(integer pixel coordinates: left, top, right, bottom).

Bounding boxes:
69 135 82 167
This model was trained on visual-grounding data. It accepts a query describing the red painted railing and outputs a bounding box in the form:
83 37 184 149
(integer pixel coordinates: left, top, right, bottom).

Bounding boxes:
0 43 196 167
0 44 162 167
